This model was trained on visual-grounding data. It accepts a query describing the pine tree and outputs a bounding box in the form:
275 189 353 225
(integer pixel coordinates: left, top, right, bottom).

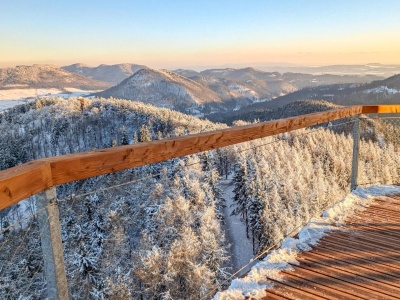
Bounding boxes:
139 124 152 142
121 126 129 145
232 162 251 237
133 131 138 144
247 185 264 253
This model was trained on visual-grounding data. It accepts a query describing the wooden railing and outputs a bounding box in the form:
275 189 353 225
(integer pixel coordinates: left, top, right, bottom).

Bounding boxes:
1 105 400 210
0 104 400 300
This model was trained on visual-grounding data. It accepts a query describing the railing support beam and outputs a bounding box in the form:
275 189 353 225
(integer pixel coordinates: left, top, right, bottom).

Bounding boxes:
36 187 69 300
351 115 360 191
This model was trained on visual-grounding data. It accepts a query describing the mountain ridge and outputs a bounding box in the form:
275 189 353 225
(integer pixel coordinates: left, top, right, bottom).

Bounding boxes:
94 66 389 116
0 64 111 90
95 68 222 112
62 63 148 85
221 72 400 117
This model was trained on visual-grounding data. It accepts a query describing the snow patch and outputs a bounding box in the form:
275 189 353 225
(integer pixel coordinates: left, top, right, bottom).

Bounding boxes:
364 86 399 95
0 88 62 101
251 98 270 103
221 179 253 273
214 185 400 299
227 83 259 99
0 88 100 110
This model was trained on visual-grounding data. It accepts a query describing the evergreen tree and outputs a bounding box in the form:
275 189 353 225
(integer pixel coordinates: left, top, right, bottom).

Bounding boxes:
139 124 152 142
133 131 138 144
121 126 129 145
232 162 250 237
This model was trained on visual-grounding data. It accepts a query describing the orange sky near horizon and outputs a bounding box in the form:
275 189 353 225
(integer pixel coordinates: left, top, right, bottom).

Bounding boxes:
2 32 400 69
1 1 400 69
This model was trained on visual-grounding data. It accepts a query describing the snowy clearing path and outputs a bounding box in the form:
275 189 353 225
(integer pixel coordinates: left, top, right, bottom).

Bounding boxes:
220 178 254 276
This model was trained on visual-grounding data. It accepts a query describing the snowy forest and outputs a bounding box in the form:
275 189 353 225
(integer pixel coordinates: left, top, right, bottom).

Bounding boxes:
0 97 399 299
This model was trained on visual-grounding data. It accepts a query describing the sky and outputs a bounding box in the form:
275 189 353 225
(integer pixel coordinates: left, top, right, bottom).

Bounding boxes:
1 0 400 69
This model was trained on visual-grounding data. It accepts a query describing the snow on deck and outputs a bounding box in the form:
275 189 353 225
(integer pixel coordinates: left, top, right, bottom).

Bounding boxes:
214 185 400 300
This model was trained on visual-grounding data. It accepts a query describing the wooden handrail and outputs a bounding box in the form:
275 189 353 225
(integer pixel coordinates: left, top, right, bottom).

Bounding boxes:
362 105 400 114
1 105 400 210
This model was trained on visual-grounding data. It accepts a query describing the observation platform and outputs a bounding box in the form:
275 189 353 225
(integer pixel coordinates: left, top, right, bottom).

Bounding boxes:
263 195 400 300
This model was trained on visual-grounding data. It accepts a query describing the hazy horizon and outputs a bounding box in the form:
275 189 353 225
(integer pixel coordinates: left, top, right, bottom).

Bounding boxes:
1 0 400 69
2 61 400 72
1 60 399 70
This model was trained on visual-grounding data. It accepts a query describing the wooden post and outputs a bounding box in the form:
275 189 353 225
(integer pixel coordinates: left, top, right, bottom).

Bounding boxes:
351 115 360 191
36 187 69 300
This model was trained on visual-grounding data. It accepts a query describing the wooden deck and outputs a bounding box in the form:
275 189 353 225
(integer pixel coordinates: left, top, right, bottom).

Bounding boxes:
263 195 400 300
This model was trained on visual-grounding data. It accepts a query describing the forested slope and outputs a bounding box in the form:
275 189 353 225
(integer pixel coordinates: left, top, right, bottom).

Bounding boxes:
0 98 399 299
0 98 230 299
208 100 341 124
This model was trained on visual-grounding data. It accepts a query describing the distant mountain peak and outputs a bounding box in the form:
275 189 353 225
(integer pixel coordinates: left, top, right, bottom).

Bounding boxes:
62 63 147 85
95 68 221 112
64 63 89 68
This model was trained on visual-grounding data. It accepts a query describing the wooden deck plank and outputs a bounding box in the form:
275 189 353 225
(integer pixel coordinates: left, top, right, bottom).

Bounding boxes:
263 195 400 299
320 231 400 253
280 266 375 299
350 210 400 221
319 236 400 266
267 272 359 300
300 250 400 285
261 288 293 300
339 223 400 241
370 197 400 206
276 271 368 300
262 278 331 300
354 207 400 219
327 231 400 252
288 261 399 299
297 253 400 295
356 206 400 218
322 230 400 258
313 244 400 278
343 223 400 240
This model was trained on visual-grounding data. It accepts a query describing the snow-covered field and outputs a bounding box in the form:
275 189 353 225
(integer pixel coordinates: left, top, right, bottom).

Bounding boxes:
0 88 62 101
0 99 32 110
0 87 101 110
214 185 400 300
